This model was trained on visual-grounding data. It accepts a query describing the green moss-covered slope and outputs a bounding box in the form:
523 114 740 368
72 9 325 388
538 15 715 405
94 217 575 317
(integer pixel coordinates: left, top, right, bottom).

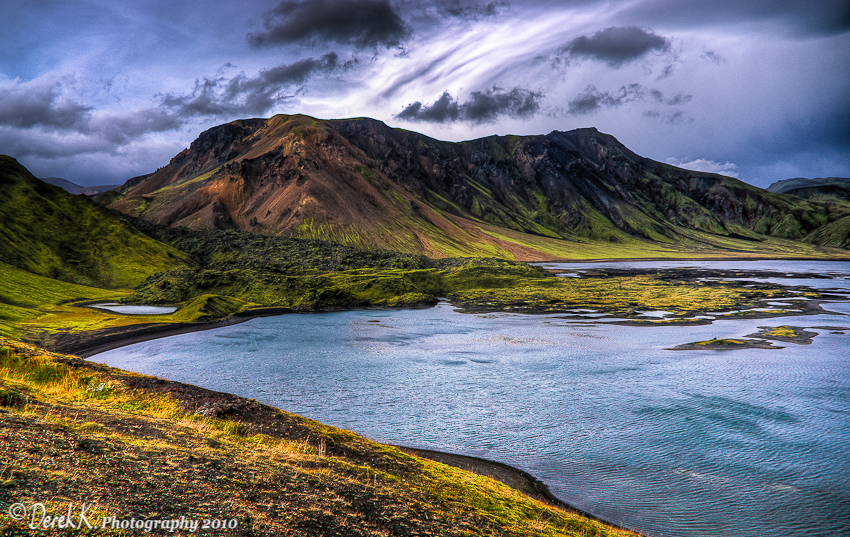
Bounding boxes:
0 156 189 288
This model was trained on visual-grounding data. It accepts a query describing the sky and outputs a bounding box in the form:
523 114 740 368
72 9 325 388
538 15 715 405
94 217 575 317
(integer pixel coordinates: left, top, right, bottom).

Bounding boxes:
1 0 848 188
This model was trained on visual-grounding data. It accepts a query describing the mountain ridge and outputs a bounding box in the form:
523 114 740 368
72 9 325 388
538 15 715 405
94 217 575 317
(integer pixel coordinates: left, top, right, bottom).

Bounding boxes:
100 114 850 258
766 176 850 202
41 176 121 196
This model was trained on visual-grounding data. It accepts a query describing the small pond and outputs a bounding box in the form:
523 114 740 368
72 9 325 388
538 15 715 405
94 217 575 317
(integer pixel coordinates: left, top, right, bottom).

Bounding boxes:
90 303 178 315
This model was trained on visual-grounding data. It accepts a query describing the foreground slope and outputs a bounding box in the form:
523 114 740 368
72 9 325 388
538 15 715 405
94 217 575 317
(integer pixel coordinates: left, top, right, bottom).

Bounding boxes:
103 115 849 259
0 339 637 537
0 156 188 288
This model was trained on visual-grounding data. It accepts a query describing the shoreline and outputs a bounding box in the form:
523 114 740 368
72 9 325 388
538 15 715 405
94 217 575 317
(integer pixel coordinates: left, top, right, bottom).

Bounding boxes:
67 295 838 358
49 345 643 535
398 446 640 535
533 256 850 263
62 306 295 358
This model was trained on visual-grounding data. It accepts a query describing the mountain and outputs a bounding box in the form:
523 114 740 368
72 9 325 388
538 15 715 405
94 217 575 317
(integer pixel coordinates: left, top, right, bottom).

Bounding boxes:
764 178 850 249
41 176 121 196
766 177 850 201
0 156 188 288
101 114 850 258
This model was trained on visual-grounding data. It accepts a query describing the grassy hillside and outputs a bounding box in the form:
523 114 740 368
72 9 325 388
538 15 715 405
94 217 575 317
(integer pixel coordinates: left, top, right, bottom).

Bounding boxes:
0 262 122 339
0 259 253 351
0 339 637 536
766 177 850 200
0 156 189 288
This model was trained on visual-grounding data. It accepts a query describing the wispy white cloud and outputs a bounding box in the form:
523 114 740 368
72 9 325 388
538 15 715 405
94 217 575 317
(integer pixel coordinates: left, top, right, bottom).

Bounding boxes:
666 157 739 178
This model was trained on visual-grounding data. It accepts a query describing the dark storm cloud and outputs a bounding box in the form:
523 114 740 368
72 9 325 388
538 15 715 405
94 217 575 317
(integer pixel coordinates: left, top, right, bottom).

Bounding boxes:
0 75 182 154
643 109 690 124
0 77 91 130
701 50 726 65
650 89 692 106
88 109 183 144
464 87 542 121
656 63 676 80
248 0 409 49
566 84 644 115
397 91 460 122
437 0 506 20
561 26 670 67
564 84 689 115
397 87 542 123
0 103 185 162
621 0 850 36
162 53 342 118
0 129 111 160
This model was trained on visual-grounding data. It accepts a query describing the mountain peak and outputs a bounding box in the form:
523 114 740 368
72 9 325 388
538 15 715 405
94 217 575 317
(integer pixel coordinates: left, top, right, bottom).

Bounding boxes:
100 117 850 257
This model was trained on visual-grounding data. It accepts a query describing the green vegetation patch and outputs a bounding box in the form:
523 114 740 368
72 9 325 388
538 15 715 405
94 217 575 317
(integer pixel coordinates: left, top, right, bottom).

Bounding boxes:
445 273 786 318
0 262 123 339
745 325 820 344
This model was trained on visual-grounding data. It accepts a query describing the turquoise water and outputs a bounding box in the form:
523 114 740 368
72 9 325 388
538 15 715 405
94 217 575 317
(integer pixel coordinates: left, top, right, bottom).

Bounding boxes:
90 261 850 536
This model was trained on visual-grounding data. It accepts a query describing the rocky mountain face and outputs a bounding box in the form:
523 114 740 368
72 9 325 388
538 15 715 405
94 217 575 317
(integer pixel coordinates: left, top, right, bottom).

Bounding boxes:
101 114 850 258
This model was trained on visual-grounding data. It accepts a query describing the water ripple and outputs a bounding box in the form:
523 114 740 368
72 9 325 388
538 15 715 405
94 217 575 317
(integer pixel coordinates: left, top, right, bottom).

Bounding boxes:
90 260 850 537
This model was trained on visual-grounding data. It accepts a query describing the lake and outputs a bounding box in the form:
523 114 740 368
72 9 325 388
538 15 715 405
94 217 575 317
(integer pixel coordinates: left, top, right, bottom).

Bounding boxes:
90 303 178 315
89 260 850 537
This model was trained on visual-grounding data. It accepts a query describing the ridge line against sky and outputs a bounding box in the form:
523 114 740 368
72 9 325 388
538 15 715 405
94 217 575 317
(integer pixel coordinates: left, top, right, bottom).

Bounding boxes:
1 0 848 188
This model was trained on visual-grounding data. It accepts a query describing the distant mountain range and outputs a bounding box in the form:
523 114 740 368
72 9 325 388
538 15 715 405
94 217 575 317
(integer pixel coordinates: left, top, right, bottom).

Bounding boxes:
766 177 850 202
98 114 850 256
41 176 121 196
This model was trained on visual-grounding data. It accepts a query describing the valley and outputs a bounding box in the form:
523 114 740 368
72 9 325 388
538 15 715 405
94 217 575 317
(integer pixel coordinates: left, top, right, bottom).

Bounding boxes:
2 116 849 537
